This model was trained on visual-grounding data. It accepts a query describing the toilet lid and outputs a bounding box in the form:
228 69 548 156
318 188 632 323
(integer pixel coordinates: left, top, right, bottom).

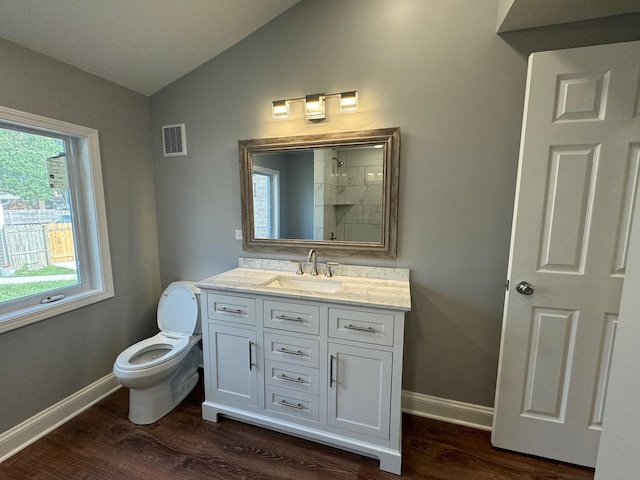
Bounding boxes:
157 282 198 335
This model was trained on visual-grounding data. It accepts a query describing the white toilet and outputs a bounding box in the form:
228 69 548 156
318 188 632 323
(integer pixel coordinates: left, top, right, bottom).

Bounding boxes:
113 281 202 425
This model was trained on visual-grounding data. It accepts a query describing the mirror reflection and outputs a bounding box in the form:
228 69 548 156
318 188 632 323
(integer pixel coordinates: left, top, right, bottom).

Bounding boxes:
252 145 384 243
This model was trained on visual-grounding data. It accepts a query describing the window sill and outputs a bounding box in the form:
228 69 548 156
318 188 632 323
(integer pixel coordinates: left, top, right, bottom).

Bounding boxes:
0 287 114 334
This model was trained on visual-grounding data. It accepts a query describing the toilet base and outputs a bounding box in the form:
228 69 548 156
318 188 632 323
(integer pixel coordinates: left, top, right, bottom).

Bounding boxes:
127 345 201 425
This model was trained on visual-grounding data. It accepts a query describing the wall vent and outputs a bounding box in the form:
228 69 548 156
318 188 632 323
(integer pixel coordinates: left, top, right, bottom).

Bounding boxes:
162 123 187 157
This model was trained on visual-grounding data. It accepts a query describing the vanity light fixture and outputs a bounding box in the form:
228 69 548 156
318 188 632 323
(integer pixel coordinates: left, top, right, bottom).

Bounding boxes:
339 91 358 112
271 90 358 121
271 99 290 119
304 93 326 120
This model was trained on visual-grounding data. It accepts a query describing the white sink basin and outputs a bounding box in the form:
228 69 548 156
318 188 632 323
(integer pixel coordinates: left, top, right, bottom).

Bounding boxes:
263 275 342 294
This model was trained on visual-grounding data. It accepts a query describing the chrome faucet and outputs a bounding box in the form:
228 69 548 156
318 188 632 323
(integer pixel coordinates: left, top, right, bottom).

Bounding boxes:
307 248 318 276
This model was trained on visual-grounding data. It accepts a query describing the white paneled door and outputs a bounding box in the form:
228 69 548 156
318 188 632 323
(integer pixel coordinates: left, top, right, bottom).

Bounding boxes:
492 40 640 467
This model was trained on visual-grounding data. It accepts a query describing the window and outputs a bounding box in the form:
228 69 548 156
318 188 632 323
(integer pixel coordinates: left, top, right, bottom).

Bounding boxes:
0 106 113 333
252 166 280 239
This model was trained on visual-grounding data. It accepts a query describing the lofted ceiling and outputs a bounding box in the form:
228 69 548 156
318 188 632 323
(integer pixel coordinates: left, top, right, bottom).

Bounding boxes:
0 0 300 96
0 1 638 96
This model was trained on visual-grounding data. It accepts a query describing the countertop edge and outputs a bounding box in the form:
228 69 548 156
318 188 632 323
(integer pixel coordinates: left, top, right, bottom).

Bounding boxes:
195 268 411 312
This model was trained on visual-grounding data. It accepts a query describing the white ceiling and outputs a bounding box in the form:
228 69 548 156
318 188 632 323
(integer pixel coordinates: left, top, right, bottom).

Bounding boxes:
0 0 300 96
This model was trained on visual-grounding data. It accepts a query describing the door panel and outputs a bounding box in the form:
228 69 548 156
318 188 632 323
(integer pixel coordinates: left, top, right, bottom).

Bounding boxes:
522 307 577 422
492 40 640 467
538 145 598 273
612 144 640 276
590 314 618 428
553 71 609 123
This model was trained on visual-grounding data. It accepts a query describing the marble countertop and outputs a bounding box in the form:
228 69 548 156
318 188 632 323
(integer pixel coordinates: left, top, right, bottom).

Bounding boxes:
196 265 411 312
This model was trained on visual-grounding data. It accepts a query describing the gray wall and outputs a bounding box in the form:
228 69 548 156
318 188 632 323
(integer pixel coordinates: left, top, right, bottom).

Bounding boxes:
0 38 160 431
149 0 640 407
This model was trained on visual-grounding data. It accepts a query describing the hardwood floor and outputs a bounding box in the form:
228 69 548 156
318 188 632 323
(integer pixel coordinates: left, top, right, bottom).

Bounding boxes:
0 373 594 479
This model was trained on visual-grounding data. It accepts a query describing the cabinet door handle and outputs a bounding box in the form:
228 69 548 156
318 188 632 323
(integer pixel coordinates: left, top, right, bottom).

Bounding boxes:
248 340 255 370
276 399 304 410
220 306 242 314
276 314 303 322
278 373 304 383
344 324 376 333
329 355 335 388
277 347 304 356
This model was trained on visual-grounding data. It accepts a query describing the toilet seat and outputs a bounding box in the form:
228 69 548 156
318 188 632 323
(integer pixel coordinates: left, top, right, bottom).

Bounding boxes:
114 281 200 372
157 282 199 336
114 333 189 371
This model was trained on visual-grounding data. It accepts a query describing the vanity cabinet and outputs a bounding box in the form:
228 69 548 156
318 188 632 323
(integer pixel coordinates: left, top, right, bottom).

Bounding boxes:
200 288 407 475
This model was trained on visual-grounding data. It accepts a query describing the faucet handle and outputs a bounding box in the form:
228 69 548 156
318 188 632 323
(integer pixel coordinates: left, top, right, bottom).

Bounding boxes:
290 260 304 275
325 262 339 277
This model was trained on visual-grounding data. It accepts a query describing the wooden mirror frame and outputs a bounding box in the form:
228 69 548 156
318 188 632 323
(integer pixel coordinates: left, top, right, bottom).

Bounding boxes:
239 127 400 258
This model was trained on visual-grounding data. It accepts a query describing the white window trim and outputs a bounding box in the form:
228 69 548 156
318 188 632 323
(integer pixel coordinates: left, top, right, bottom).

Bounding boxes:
0 106 114 334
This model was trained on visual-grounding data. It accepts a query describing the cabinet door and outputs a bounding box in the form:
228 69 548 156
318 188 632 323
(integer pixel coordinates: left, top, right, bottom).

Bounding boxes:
327 343 392 439
208 323 258 407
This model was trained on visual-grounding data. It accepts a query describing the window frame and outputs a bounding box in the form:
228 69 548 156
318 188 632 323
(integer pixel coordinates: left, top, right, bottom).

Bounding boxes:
0 105 114 334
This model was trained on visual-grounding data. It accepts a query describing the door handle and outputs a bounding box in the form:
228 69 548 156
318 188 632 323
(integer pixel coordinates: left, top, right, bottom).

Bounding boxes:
515 281 534 295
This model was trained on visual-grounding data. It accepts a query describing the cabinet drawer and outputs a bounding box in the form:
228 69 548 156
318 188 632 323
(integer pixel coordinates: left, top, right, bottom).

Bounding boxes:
264 300 320 335
264 333 319 368
265 385 319 422
328 308 394 346
207 293 256 326
265 360 319 395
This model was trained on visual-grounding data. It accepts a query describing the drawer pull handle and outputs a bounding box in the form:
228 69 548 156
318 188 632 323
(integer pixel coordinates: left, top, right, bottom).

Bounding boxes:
276 314 304 322
277 399 304 410
220 307 242 314
344 324 376 333
278 373 304 383
277 347 304 356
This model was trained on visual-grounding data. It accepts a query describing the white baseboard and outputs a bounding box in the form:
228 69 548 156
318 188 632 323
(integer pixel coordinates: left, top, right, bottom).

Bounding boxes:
402 390 494 431
0 373 121 463
0 380 492 463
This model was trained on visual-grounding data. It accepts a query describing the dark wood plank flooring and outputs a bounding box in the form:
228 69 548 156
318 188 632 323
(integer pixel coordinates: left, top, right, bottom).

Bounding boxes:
0 372 594 479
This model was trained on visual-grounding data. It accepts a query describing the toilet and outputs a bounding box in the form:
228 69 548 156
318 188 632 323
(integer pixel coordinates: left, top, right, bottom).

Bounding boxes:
113 281 202 425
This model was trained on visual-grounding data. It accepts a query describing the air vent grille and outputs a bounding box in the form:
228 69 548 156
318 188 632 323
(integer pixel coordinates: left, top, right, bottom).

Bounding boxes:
162 124 187 157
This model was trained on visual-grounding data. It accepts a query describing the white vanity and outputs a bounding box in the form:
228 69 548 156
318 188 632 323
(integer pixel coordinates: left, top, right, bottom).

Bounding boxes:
196 258 411 474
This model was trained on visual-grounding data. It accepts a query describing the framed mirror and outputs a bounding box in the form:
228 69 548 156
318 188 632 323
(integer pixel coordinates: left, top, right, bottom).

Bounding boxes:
239 127 400 258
